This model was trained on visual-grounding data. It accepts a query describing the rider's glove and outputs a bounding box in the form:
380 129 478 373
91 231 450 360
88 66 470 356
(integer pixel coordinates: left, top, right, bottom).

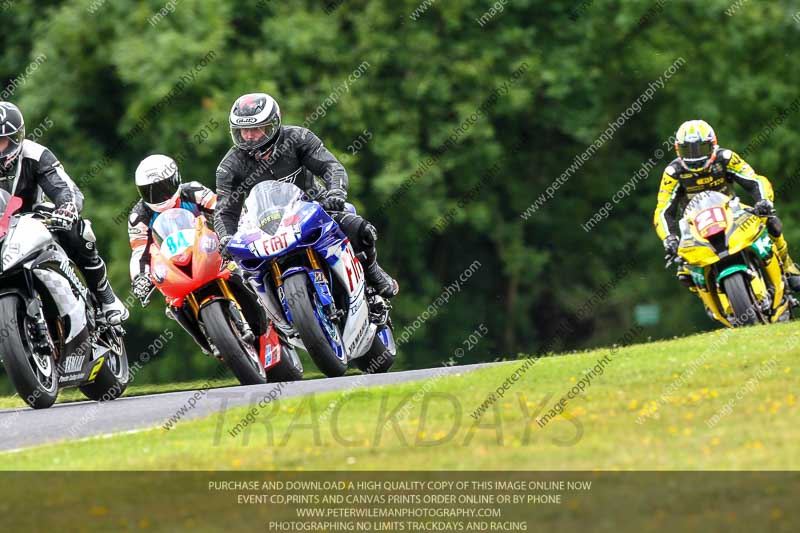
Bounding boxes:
218 235 233 261
663 234 680 266
50 202 79 231
321 189 347 212
132 273 154 306
753 199 774 216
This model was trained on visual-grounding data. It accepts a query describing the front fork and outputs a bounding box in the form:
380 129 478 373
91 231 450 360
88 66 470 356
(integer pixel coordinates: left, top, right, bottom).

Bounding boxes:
193 279 256 358
271 249 342 325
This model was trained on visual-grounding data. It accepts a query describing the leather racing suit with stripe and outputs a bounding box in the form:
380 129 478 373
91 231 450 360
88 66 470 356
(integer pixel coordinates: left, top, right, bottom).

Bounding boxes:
0 139 127 322
653 148 800 285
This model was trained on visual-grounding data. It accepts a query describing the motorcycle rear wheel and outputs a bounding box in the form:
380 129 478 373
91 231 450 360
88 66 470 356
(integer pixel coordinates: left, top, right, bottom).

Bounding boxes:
267 341 304 383
354 324 396 374
79 326 129 401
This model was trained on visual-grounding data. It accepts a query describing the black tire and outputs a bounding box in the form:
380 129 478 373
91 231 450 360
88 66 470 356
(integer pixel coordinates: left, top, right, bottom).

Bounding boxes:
79 327 129 402
722 272 761 326
283 273 347 377
267 342 304 383
354 325 396 374
0 295 58 409
201 300 267 385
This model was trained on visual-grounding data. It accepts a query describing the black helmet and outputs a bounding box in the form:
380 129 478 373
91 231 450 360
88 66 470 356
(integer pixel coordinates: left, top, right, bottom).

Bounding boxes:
229 93 282 159
0 102 25 180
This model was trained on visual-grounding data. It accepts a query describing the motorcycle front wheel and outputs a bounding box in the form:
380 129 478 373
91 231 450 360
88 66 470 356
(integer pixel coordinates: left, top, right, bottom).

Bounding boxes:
283 273 347 377
0 295 58 409
722 272 763 326
200 300 267 385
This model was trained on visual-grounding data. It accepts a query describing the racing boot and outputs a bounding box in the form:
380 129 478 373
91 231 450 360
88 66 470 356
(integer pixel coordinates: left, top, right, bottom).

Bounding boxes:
365 260 399 298
83 259 129 325
773 234 800 292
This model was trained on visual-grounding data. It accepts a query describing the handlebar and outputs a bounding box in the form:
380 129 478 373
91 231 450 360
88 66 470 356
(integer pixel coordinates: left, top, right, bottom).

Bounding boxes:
744 207 777 218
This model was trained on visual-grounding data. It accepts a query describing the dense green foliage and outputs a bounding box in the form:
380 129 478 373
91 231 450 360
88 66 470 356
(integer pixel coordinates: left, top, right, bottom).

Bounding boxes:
2 0 799 384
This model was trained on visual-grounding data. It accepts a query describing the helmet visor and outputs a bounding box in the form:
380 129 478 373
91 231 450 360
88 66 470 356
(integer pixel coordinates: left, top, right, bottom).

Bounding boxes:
677 140 714 165
0 127 24 167
137 172 181 205
231 115 280 152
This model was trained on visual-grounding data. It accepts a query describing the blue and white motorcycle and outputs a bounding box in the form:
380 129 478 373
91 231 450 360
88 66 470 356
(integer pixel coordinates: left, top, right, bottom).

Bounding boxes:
227 181 397 377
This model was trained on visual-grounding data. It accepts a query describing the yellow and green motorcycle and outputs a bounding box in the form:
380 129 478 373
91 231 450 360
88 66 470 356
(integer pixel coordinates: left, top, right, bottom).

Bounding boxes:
674 191 794 327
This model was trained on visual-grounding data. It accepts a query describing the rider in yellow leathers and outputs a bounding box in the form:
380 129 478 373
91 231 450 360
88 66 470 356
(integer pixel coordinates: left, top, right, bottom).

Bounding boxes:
653 119 800 292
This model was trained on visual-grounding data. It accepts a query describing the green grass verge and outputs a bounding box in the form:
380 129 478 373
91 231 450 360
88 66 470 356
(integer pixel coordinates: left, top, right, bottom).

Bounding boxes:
2 321 798 470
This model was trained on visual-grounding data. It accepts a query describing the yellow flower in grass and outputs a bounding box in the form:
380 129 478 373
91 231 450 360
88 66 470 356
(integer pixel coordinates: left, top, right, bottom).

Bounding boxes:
571 406 586 417
627 399 638 410
787 394 795 407
668 426 678 435
711 437 720 446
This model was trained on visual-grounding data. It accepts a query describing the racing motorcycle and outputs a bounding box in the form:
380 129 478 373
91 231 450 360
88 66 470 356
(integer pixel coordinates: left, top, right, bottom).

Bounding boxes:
227 181 397 377
674 191 794 327
0 190 128 409
146 207 303 384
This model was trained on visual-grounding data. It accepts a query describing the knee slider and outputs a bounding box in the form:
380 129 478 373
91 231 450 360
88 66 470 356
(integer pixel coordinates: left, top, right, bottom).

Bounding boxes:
360 222 378 247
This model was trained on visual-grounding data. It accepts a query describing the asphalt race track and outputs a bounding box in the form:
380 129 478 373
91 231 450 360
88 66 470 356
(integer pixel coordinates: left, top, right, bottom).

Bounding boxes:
0 363 497 452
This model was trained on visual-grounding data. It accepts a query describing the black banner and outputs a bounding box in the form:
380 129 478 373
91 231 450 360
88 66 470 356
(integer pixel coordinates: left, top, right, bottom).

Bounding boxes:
1 471 798 531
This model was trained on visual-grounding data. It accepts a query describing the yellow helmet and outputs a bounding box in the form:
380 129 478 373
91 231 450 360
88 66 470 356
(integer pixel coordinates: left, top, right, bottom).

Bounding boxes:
675 119 718 171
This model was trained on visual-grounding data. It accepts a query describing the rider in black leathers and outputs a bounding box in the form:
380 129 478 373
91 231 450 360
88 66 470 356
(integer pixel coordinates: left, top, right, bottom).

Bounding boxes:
0 101 128 324
214 93 398 298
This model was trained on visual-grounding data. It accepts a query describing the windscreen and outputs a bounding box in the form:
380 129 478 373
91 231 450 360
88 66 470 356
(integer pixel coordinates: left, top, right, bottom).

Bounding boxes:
683 191 730 220
243 181 304 236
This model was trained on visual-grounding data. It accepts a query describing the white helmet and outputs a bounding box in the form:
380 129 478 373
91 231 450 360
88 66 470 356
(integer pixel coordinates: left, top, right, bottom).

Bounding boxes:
135 154 181 212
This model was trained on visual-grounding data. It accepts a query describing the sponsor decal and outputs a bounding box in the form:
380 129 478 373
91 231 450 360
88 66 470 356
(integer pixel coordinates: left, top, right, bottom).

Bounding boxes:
236 117 258 125
200 235 218 253
261 232 290 255
59 259 89 299
63 354 85 373
347 319 369 355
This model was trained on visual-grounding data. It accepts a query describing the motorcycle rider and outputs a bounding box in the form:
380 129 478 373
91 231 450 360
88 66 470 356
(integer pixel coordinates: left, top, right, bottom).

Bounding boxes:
654 119 800 291
214 93 399 298
128 154 217 305
0 101 128 324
